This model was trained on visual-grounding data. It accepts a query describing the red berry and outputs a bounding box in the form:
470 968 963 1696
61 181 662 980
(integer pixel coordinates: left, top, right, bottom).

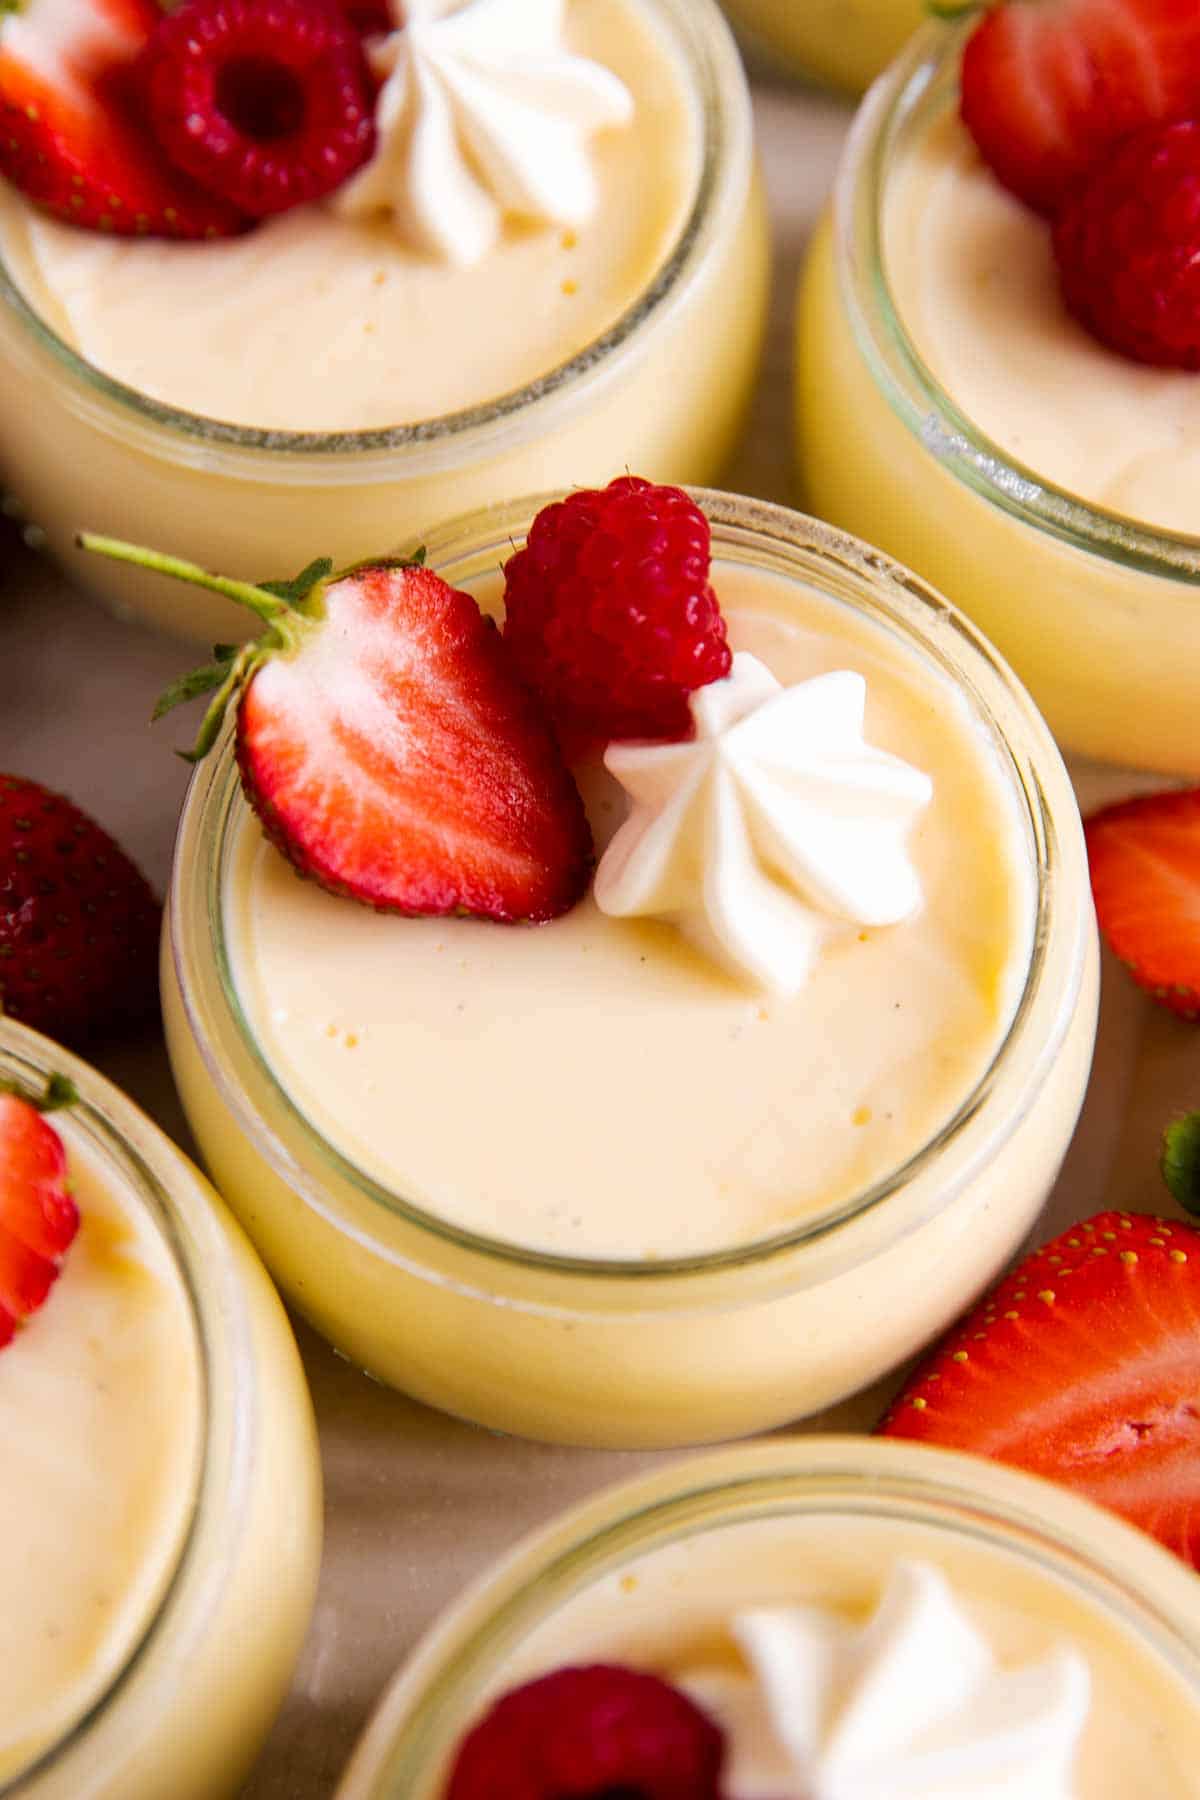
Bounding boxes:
879 1211 1200 1569
961 0 1200 216
0 1086 80 1349
445 1665 725 1800
143 0 375 219
0 0 247 238
0 777 161 1049
502 477 733 751
234 562 592 921
1053 120 1200 369
1084 787 1200 1019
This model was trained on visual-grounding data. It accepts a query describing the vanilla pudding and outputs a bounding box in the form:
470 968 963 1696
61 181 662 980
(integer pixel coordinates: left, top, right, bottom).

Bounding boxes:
164 491 1097 1449
0 1021 322 1800
0 1 694 432
797 20 1200 773
336 1440 1200 1798
724 0 923 94
0 1138 199 1784
0 0 767 641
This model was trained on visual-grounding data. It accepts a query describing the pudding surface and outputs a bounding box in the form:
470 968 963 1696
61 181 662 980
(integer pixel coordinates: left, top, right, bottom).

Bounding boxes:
0 0 699 431
227 559 1035 1262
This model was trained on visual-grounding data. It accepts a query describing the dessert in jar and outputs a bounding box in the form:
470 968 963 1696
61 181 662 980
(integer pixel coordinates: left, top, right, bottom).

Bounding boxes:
334 1438 1200 1798
0 1017 322 1799
0 0 767 641
723 0 923 96
797 1 1200 776
140 481 1098 1449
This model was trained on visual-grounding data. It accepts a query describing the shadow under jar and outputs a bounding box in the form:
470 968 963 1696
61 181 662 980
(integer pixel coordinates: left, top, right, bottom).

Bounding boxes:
163 489 1097 1451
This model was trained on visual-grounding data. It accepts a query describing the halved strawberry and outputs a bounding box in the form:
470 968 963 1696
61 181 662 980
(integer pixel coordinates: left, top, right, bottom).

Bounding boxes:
1085 788 1200 1021
0 1076 79 1348
0 0 246 236
80 536 594 922
960 0 1200 216
880 1212 1200 1568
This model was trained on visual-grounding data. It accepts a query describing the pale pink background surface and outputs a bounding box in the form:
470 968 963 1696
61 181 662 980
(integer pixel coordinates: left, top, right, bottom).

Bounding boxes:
0 68 1195 1800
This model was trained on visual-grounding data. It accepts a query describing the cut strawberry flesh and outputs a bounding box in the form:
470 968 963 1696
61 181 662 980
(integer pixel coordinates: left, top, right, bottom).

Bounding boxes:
881 1213 1200 1568
0 1092 79 1344
237 564 593 923
1085 789 1200 1019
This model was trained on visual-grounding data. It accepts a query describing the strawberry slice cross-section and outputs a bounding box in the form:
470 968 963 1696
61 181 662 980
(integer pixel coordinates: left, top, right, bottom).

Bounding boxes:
81 536 594 924
0 0 246 236
0 1076 80 1349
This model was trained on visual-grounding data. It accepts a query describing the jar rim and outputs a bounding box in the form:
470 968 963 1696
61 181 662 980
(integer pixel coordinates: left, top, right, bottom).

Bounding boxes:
339 1437 1200 1797
834 17 1200 584
0 0 747 470
168 488 1086 1292
0 1019 227 1796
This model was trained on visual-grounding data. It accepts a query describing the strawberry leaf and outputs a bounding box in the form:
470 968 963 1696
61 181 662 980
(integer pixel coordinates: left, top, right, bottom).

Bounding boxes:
152 661 236 723
1162 1112 1200 1217
259 557 333 609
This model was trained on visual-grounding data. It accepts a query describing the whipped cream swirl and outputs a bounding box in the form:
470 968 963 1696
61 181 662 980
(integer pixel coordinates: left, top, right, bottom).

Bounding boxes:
680 1561 1092 1799
336 0 635 265
594 653 933 995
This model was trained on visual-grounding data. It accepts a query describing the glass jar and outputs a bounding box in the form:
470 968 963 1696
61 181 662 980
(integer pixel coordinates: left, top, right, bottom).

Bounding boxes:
0 1018 322 1800
335 1438 1200 1797
163 489 1097 1450
797 18 1200 774
0 0 767 644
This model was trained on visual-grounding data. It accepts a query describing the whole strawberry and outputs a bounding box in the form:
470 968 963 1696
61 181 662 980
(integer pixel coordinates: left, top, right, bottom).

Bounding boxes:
80 535 593 924
502 478 733 751
960 0 1200 216
0 776 160 1048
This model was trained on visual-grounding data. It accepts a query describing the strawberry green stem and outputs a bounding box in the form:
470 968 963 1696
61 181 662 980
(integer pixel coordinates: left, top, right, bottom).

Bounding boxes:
77 534 289 627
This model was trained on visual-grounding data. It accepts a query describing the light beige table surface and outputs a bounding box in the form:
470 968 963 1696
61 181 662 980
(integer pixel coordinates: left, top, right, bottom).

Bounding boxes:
1 66 1197 1800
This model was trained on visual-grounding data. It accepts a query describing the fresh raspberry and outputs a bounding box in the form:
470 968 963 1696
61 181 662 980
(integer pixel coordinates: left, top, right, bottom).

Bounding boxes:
502 477 732 751
1053 120 1200 369
0 776 160 1048
143 0 375 219
444 1665 725 1800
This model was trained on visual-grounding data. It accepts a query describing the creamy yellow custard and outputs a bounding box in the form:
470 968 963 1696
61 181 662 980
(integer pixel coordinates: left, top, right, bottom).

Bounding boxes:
0 0 698 432
0 1137 200 1784
165 494 1095 1448
227 564 1033 1262
724 0 923 94
0 0 769 644
0 1023 322 1800
796 28 1200 773
336 1442 1200 1798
